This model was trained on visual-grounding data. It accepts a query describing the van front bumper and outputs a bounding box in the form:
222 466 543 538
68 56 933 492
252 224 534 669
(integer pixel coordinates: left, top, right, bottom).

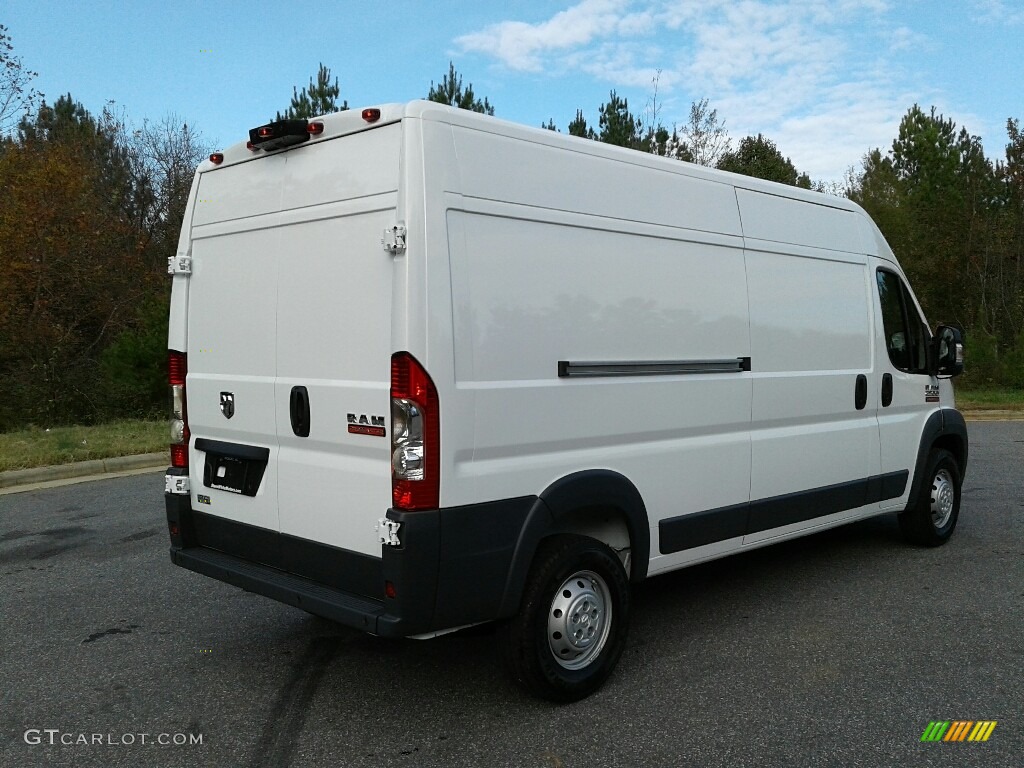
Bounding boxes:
164 478 536 637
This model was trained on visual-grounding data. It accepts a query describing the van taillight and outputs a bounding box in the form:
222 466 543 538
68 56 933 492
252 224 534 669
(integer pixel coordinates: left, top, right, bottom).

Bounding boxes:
169 351 189 468
390 352 439 511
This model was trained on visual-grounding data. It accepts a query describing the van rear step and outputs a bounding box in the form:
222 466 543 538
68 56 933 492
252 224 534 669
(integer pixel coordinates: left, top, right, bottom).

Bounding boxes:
171 547 386 632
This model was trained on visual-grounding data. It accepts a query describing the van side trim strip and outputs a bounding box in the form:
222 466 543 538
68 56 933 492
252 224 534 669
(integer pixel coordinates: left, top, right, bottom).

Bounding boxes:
558 357 751 378
658 469 909 554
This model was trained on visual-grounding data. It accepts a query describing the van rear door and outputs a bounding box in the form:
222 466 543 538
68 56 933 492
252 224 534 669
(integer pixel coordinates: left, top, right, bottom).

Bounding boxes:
187 154 287 535
186 122 402 559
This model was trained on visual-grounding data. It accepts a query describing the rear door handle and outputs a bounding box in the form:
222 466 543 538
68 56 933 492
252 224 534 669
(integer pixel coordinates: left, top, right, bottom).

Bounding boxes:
855 374 867 410
290 386 310 437
881 373 893 407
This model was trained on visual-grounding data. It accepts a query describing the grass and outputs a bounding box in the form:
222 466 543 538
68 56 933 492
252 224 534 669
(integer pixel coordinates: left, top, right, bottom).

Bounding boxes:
955 387 1024 411
0 419 166 473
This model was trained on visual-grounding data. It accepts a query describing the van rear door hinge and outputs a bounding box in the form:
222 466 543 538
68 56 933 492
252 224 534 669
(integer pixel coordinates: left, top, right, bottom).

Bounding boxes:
382 225 407 254
165 474 190 495
376 518 402 546
168 255 192 275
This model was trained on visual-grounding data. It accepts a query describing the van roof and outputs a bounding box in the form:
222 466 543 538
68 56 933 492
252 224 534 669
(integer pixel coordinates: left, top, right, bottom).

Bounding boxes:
211 100 853 204
201 99 894 262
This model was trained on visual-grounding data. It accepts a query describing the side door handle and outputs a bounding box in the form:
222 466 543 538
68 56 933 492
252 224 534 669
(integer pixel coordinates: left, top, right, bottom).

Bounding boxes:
855 374 867 410
881 373 893 408
290 386 310 437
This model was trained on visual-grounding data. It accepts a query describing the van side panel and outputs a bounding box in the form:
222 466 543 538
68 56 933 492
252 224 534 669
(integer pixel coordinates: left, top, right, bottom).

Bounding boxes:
742 198 883 541
735 188 863 253
449 126 742 237
444 129 754 558
745 248 877 487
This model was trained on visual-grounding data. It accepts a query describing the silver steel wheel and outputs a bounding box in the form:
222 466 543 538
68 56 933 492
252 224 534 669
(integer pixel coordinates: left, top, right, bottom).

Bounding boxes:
930 468 956 529
547 570 612 670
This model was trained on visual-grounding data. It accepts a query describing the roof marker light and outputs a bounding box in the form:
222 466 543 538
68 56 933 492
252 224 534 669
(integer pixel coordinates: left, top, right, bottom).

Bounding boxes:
307 121 324 135
209 152 224 165
258 126 274 138
362 108 381 123
246 141 258 152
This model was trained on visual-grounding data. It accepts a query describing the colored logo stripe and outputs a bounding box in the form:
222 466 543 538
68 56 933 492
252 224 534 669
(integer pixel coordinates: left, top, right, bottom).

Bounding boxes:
944 721 973 741
921 722 949 742
921 721 997 742
968 721 998 742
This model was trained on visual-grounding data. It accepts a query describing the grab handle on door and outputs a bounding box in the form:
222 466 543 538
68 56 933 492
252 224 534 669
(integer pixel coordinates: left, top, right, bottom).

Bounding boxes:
855 374 867 410
290 386 310 437
881 373 893 408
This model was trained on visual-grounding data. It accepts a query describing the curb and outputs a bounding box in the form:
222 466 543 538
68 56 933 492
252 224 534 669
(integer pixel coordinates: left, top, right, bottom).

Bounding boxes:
0 453 167 490
961 410 1023 421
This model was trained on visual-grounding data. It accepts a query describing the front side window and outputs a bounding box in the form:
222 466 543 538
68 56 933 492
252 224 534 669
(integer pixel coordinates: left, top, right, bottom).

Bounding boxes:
876 269 928 373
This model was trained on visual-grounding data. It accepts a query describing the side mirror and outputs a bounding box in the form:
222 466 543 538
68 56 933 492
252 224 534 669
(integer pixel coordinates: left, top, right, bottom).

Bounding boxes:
929 325 964 377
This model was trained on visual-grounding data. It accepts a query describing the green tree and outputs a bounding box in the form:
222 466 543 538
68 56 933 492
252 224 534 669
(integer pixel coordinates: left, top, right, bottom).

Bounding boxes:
891 105 962 207
717 134 810 188
887 106 994 334
847 148 910 256
647 125 692 161
568 109 595 140
847 104 1024 387
275 63 347 121
16 94 150 233
427 62 494 115
541 118 558 132
597 90 642 149
1001 118 1024 345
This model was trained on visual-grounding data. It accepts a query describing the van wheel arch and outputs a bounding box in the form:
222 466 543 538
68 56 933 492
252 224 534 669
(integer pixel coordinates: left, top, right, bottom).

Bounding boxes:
906 409 968 508
497 470 650 619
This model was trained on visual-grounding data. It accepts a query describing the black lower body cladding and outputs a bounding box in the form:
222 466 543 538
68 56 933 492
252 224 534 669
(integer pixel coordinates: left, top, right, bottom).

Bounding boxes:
165 489 536 637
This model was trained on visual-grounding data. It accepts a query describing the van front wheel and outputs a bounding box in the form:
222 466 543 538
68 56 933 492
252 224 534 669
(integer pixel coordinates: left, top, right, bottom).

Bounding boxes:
503 535 630 702
898 449 961 546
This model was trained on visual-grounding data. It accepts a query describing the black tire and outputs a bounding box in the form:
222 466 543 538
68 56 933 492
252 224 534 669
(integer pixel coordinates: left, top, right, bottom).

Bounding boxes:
503 535 630 702
898 449 961 546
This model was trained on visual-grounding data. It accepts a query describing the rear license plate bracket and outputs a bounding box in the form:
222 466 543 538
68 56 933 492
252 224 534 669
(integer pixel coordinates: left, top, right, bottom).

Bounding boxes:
196 438 269 497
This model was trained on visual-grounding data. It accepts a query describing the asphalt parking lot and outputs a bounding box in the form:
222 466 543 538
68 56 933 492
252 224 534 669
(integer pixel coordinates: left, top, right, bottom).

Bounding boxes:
1 420 1021 767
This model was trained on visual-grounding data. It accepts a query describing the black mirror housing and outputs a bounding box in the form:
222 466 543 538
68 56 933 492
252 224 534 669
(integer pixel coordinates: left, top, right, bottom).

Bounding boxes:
929 325 964 377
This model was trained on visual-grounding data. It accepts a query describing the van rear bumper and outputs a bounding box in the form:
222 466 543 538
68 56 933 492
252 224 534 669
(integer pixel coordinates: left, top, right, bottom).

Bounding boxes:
165 484 536 637
171 545 388 632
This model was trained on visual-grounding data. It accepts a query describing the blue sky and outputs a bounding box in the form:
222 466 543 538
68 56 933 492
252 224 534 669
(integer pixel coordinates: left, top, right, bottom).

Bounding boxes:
5 0 1022 181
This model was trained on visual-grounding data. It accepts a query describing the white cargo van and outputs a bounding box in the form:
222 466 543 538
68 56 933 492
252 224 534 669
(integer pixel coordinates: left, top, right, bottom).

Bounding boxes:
165 101 967 701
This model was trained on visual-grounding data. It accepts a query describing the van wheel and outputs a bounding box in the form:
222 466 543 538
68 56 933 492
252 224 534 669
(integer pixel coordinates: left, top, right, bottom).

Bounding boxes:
898 449 961 546
503 535 630 702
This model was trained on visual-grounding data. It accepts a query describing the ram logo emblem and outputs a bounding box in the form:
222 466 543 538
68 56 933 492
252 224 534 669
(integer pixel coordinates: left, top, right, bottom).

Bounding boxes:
220 392 235 419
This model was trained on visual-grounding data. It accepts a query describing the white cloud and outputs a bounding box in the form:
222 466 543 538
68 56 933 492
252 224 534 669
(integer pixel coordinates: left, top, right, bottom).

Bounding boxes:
455 0 657 72
452 0 964 179
971 0 1024 25
886 25 928 52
